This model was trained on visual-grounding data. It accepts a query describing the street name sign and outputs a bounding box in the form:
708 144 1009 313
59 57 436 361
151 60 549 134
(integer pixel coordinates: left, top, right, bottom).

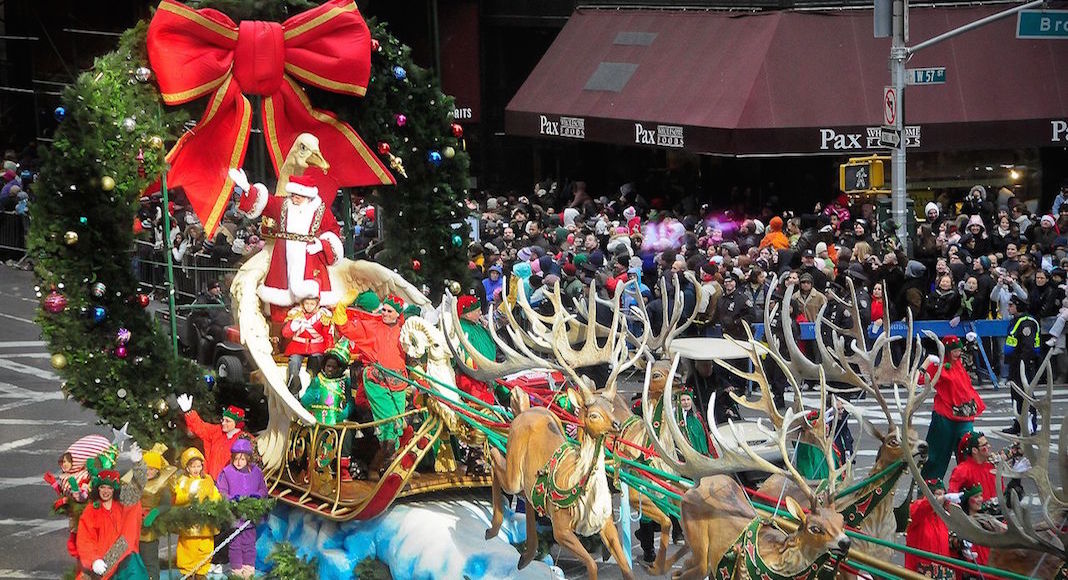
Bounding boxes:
905 67 946 85
1017 10 1068 39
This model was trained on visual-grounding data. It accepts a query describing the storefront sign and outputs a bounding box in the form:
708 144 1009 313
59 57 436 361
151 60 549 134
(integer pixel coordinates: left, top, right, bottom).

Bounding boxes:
634 123 685 148
819 126 921 150
539 115 585 139
1053 120 1068 142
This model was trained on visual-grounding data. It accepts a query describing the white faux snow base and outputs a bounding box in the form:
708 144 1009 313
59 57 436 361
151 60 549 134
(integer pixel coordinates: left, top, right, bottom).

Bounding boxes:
255 496 560 580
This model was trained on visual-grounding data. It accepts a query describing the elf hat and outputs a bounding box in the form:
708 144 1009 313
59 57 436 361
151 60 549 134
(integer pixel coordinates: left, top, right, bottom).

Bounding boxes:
285 174 319 198
223 405 246 427
352 290 381 313
324 338 351 367
942 335 962 351
962 483 984 502
382 294 405 314
457 295 481 316
91 469 122 492
925 478 945 492
956 431 985 462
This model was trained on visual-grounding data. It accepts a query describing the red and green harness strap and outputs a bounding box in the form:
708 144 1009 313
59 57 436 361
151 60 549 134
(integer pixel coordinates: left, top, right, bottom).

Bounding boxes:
715 517 841 580
529 439 603 518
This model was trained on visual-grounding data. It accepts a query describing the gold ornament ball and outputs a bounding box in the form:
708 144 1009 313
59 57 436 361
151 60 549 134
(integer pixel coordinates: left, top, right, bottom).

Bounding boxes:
448 281 462 296
443 146 456 159
154 398 169 414
148 136 164 149
101 176 116 191
51 353 68 369
64 231 79 246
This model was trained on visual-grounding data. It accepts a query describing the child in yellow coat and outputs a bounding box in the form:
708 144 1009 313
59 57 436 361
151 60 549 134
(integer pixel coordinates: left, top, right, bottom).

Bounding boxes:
172 447 221 579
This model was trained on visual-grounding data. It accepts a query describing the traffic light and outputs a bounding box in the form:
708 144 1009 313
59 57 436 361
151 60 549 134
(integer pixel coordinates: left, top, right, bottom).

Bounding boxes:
839 156 887 193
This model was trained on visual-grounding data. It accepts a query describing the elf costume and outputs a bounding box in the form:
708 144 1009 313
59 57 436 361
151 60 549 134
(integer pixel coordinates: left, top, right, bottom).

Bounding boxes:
335 293 410 444
216 438 267 579
172 447 222 577
922 335 986 480
674 389 712 456
952 484 990 574
183 405 247 480
905 479 954 579
454 295 498 405
300 339 354 425
949 432 999 500
76 460 149 580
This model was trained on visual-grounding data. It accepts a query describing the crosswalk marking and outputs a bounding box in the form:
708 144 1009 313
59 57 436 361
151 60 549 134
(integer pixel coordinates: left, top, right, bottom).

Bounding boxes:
0 359 58 381
0 570 62 579
0 477 48 491
0 341 46 349
0 353 52 360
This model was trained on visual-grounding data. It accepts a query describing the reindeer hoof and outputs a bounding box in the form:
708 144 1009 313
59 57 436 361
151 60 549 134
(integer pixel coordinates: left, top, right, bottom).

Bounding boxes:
518 552 534 570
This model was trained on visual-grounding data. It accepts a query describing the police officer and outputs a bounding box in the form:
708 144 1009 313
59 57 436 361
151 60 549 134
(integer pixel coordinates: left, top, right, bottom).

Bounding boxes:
715 272 754 339
1003 295 1040 435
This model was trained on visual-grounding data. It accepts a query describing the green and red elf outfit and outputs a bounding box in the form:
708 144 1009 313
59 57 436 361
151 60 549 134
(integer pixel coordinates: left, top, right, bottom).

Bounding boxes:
921 335 986 481
952 483 990 574
76 463 149 580
905 478 954 579
336 293 409 443
454 295 498 406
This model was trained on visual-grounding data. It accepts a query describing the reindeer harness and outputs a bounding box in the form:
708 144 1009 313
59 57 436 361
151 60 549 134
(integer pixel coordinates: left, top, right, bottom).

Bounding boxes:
530 440 603 517
838 460 905 527
715 518 838 580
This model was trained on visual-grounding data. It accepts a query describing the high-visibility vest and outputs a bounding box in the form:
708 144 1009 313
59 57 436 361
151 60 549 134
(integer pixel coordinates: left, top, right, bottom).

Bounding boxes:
1005 315 1040 349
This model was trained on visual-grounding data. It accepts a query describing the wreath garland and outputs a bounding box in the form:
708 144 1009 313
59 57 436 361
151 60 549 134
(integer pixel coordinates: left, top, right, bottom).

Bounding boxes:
29 0 470 450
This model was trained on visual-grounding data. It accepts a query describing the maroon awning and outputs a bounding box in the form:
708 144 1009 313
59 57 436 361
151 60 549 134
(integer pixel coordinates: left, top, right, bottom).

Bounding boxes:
505 6 1068 156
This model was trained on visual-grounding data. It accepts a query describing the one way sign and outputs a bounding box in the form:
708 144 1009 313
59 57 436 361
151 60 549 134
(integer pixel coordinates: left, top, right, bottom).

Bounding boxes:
878 127 901 148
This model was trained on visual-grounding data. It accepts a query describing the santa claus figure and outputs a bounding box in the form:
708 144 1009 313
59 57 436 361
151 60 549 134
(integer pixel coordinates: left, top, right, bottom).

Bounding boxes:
230 169 344 320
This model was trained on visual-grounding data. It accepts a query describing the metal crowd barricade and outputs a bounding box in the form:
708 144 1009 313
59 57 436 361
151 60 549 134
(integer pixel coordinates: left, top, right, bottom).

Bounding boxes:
0 210 28 261
132 240 239 301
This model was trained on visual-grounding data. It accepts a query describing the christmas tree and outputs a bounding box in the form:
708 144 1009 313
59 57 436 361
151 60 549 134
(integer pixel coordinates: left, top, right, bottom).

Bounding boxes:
29 0 470 449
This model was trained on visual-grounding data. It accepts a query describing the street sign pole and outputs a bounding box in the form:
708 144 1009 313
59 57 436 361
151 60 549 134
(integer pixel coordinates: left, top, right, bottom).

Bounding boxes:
886 0 1045 258
891 0 908 255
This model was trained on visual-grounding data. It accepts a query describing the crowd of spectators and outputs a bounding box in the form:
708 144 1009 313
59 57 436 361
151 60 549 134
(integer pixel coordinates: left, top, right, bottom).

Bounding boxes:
461 179 1068 385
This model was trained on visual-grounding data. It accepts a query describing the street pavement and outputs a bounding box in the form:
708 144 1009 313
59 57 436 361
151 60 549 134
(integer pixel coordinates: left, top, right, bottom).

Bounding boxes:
0 266 107 579
0 262 1062 579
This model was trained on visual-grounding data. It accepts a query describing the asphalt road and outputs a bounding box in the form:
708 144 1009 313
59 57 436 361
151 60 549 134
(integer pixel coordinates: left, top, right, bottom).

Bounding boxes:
0 262 1062 579
0 266 108 579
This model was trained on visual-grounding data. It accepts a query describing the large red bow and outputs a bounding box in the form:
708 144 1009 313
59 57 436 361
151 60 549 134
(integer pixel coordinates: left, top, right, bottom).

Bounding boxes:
147 0 394 236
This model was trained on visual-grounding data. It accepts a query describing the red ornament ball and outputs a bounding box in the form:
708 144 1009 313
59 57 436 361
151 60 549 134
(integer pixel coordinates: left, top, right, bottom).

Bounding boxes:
450 123 464 138
135 293 150 308
377 142 391 156
44 290 68 314
412 259 421 271
395 114 407 127
115 345 128 359
370 38 381 52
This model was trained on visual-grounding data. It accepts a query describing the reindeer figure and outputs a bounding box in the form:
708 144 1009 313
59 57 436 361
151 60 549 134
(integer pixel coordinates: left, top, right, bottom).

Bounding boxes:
757 277 932 561
446 281 648 579
643 352 852 580
902 351 1066 578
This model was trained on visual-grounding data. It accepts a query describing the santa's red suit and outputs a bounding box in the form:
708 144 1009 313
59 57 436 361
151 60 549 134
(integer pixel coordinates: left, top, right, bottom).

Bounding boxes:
233 172 344 317
281 303 333 356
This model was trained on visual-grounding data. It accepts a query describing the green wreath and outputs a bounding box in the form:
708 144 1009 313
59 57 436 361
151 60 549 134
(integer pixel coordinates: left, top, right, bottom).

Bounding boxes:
29 0 469 448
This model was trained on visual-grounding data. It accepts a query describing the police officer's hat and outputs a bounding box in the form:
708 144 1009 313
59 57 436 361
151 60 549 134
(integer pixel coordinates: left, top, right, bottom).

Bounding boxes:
1009 295 1026 308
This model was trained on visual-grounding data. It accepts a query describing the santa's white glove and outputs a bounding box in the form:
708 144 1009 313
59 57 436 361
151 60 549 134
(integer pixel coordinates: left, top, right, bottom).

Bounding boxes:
127 442 143 464
228 168 250 192
92 559 107 575
950 316 961 327
966 331 978 343
306 239 323 255
176 394 193 413
944 492 963 504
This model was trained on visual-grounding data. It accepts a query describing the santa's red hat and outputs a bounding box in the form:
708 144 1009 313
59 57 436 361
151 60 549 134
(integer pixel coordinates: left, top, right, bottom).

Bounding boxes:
285 174 319 198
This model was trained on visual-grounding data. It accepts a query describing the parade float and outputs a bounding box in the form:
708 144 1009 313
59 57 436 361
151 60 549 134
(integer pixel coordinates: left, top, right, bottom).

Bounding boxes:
30 0 1065 578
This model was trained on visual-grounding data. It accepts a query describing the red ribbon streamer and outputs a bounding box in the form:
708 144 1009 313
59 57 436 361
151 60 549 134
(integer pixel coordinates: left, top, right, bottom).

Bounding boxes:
147 0 394 236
